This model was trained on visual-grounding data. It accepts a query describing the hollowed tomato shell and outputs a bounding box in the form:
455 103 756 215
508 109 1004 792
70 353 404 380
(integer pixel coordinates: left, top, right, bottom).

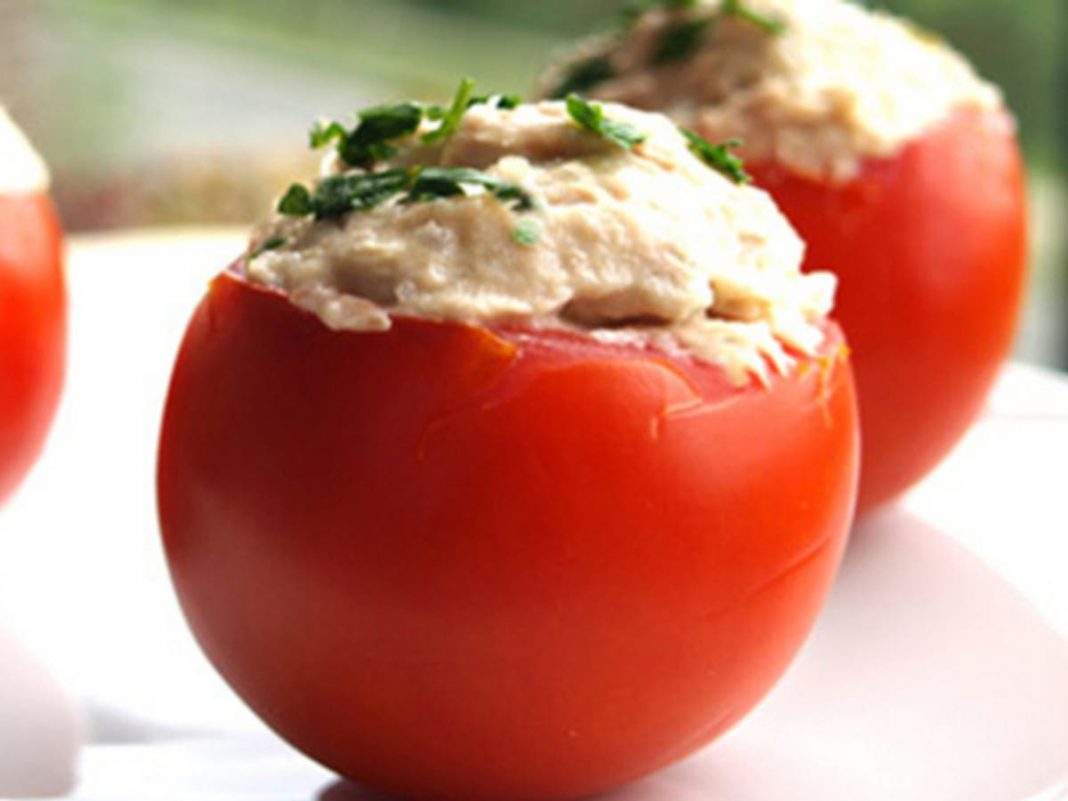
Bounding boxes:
158 271 858 800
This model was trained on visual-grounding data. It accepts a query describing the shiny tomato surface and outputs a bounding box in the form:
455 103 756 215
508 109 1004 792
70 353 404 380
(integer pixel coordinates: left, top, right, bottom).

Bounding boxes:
158 271 858 800
0 190 66 505
747 107 1027 512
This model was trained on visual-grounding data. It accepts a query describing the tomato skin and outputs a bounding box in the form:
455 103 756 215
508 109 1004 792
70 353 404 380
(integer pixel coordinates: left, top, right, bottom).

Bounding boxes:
0 191 66 505
746 107 1026 512
158 272 858 800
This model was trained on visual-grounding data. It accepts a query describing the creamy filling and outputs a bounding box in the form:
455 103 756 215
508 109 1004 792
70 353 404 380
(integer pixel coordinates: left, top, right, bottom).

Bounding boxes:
538 0 1001 181
0 108 50 194
248 100 836 385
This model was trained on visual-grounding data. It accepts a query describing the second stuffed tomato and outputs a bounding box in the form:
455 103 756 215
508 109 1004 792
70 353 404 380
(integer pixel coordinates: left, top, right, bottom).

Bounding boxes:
159 96 858 800
539 0 1027 512
748 106 1025 512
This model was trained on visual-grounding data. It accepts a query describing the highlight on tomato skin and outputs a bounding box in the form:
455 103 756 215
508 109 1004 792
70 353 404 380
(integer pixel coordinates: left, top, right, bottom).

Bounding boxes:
158 270 859 801
0 189 67 506
747 105 1027 511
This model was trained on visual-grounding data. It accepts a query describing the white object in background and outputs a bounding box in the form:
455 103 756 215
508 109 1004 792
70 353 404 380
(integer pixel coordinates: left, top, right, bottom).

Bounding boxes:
0 107 50 193
0 229 258 736
0 627 84 798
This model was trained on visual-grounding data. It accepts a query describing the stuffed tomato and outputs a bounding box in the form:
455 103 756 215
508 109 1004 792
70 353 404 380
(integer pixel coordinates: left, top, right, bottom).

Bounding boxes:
543 0 1027 511
158 95 858 800
0 108 66 505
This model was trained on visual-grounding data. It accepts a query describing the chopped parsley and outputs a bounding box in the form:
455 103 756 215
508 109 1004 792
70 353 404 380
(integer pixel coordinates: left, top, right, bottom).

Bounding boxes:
423 78 476 144
406 167 535 210
680 128 751 184
720 0 786 35
549 56 616 100
249 236 288 259
511 218 541 246
323 102 423 169
469 93 523 110
277 184 314 216
309 82 522 168
278 166 534 221
308 120 346 149
317 170 414 216
286 87 536 219
565 94 648 150
652 17 712 64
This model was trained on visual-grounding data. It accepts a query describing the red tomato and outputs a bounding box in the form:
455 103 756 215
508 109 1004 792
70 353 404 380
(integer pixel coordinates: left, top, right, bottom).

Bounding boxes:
158 270 858 800
747 107 1027 512
0 190 66 505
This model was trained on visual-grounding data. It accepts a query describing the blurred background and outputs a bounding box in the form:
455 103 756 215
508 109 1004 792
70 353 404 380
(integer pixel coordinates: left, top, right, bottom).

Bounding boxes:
1 0 1064 368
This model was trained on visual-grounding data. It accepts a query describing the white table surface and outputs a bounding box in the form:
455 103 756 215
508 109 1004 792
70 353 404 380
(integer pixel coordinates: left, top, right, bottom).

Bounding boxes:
0 229 1065 800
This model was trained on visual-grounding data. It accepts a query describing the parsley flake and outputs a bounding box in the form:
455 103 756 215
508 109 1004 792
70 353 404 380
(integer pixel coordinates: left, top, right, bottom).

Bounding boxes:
283 91 537 220
511 218 541 246
309 120 346 149
653 17 712 64
315 170 413 217
278 184 314 216
406 167 534 210
565 95 647 150
337 103 423 168
314 84 521 168
550 56 616 100
475 94 523 110
249 236 288 259
423 78 476 144
278 166 535 220
680 128 751 184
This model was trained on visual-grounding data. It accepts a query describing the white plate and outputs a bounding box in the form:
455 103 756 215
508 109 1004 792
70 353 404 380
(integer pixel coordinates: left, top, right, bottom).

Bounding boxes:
1 230 1065 800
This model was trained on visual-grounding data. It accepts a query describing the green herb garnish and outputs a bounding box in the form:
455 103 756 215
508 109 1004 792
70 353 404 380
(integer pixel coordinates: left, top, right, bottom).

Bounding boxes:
334 102 423 168
406 167 535 210
511 218 541 246
470 94 523 110
565 94 648 150
309 120 346 149
277 184 314 216
549 56 616 100
284 88 537 220
423 78 476 144
652 17 712 64
721 0 786 35
680 128 751 184
314 170 414 216
249 236 288 259
277 170 410 218
313 83 521 166
278 166 534 220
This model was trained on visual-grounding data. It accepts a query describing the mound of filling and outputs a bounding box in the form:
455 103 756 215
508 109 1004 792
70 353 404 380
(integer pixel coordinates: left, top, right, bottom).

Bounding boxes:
538 0 1001 181
0 108 49 194
247 90 836 384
